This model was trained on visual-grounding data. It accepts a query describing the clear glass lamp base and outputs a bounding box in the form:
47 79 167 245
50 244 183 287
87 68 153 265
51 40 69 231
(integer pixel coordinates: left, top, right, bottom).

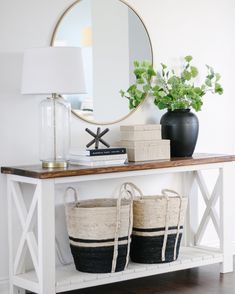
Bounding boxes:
40 95 71 170
41 160 68 169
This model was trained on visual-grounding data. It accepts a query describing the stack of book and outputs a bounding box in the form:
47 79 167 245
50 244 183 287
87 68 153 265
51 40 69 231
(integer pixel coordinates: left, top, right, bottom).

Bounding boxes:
69 147 128 166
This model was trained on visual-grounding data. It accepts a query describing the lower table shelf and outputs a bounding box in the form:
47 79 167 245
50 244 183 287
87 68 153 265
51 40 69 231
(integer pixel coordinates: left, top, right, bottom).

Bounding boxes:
13 247 223 293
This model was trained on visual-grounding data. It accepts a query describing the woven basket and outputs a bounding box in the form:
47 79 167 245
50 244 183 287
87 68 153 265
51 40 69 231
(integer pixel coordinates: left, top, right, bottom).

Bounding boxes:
122 183 188 264
64 186 133 273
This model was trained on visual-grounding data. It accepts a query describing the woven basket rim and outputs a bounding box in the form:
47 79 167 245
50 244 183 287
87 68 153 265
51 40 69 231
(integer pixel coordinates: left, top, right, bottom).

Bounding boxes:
66 198 131 208
134 195 187 201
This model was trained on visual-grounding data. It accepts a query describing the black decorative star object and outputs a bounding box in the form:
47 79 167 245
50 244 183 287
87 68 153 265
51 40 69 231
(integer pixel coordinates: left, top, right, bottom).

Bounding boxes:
85 127 110 149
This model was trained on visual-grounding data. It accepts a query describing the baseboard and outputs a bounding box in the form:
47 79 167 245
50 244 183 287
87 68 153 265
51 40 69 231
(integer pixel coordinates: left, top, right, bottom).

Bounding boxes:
0 278 9 294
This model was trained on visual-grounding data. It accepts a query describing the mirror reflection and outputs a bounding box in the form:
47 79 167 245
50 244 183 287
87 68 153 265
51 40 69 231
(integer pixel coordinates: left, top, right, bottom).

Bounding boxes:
52 0 153 124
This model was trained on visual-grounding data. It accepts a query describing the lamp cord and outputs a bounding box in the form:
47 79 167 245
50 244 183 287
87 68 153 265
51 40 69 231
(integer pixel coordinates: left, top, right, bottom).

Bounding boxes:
55 236 71 266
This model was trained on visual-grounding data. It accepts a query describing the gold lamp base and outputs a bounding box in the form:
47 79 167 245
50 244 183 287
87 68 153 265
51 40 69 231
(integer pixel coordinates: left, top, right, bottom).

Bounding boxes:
42 160 68 169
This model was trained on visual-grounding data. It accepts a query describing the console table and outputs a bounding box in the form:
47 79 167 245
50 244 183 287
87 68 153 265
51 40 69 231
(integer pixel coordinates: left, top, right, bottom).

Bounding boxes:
2 153 235 294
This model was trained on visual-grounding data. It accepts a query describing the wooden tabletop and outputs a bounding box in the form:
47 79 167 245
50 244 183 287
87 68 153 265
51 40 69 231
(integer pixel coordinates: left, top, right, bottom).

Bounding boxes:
1 153 235 179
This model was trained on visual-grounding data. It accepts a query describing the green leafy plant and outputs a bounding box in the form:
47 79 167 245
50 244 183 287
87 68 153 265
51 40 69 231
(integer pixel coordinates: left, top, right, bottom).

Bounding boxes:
120 56 223 111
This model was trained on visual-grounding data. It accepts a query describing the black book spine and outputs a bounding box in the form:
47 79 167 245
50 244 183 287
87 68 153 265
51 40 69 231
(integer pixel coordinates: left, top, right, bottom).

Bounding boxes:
89 148 126 156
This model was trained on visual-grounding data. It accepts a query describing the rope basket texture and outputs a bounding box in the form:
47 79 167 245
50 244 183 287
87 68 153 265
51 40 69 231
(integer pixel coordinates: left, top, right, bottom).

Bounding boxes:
122 183 188 264
64 185 133 273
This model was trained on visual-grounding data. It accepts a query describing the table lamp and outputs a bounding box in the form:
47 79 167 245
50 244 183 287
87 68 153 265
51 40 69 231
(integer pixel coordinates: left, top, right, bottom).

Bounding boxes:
21 47 86 168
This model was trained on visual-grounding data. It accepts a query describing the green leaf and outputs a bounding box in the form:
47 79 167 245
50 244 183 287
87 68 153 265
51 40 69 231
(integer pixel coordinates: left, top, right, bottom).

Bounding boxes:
207 74 214 80
152 85 160 92
194 87 203 95
185 55 193 62
133 61 140 67
210 66 215 75
120 90 125 97
158 90 166 98
134 68 145 78
136 78 145 84
129 99 135 109
161 63 167 69
182 70 192 81
132 99 138 107
127 84 137 93
206 64 215 75
205 78 212 87
215 83 223 95
190 66 198 78
147 68 156 77
215 73 221 81
157 102 167 109
142 60 151 67
135 89 144 100
191 99 203 112
143 84 151 92
168 76 180 85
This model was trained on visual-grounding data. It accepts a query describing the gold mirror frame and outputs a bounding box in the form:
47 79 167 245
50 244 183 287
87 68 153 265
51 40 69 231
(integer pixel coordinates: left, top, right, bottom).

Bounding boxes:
50 0 153 125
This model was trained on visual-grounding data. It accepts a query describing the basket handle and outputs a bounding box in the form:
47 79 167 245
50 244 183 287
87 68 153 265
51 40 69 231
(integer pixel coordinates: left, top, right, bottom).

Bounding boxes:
121 182 144 199
173 197 184 261
162 189 182 199
161 189 183 261
111 184 134 273
64 186 79 207
119 183 134 270
111 187 123 272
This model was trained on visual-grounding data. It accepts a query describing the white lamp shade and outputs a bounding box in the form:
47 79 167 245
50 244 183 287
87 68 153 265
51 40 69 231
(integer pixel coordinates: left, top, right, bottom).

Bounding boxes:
21 47 86 94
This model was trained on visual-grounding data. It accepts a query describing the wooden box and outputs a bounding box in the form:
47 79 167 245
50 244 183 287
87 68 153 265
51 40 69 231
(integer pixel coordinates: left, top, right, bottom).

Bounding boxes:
120 124 161 141
119 140 170 162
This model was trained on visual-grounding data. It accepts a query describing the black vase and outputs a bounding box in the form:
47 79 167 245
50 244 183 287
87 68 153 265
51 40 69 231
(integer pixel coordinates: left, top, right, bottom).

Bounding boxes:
160 109 199 157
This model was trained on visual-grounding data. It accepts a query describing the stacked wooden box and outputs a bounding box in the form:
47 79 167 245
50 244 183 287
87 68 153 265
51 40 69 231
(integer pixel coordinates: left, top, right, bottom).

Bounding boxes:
119 124 170 162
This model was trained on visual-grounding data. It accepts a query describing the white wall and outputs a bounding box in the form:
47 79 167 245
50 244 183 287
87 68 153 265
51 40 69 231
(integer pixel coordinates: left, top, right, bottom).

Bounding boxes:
0 0 235 292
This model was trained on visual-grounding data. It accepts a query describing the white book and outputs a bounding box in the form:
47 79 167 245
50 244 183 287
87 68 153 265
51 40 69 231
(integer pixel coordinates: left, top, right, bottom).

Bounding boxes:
69 147 126 156
69 159 127 167
69 153 128 162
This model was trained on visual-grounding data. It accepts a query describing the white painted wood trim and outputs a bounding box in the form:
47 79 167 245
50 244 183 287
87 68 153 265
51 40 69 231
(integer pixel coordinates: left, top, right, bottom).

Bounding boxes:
7 178 26 294
8 174 40 185
7 177 14 294
13 184 39 276
195 171 221 244
54 162 228 185
13 276 39 294
12 247 223 293
220 166 234 273
37 179 56 294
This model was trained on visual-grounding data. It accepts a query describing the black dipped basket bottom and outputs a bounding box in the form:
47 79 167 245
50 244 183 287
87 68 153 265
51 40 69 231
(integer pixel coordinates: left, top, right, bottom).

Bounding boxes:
130 227 183 263
123 183 188 264
64 186 133 273
70 239 128 273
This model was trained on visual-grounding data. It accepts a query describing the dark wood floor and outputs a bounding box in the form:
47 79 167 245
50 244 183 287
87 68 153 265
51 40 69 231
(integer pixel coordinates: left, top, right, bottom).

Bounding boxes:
65 260 235 294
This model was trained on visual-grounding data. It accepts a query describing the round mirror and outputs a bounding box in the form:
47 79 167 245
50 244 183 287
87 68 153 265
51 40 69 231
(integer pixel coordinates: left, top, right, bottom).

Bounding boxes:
51 0 153 125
